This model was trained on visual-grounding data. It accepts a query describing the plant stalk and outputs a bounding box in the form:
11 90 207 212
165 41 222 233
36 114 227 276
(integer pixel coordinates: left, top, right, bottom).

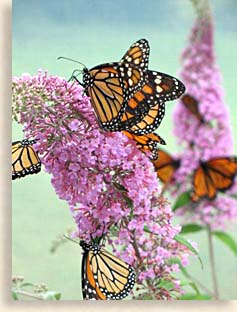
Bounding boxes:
207 225 220 299
182 269 214 297
14 289 44 300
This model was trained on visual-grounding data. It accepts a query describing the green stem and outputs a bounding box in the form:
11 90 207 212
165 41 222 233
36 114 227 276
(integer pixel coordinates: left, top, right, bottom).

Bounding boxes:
182 269 214 297
14 289 44 300
207 225 220 299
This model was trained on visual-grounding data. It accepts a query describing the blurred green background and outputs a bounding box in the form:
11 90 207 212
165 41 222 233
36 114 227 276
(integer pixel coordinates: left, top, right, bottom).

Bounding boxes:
12 0 237 300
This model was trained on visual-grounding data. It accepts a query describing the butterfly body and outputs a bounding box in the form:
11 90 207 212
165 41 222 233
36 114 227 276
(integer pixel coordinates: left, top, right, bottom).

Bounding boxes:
12 139 41 180
80 240 136 300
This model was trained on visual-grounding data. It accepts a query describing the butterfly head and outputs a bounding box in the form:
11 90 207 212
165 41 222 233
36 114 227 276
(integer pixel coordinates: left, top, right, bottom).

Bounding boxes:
80 240 100 253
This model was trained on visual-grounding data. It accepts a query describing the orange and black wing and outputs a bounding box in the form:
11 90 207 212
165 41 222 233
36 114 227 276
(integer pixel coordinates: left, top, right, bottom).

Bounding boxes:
82 39 150 131
192 157 237 202
146 70 186 104
181 94 204 122
119 38 149 94
120 38 149 70
119 77 165 130
152 149 180 183
127 103 165 135
12 139 41 180
81 249 106 300
120 70 185 134
81 241 136 300
85 66 127 131
123 131 166 160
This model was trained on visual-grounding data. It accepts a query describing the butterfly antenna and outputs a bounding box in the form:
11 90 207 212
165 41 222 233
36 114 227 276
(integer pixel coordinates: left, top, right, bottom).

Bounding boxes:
63 234 79 245
57 56 87 69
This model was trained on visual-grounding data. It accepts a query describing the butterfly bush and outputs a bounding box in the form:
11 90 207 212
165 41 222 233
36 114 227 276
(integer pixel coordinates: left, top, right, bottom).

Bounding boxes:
12 70 193 299
172 6 237 229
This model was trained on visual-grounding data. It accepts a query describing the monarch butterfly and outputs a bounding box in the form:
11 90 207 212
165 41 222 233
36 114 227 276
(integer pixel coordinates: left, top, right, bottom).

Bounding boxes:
12 139 41 180
120 70 185 132
181 94 204 123
122 130 166 160
78 39 150 131
70 39 185 132
152 149 180 183
80 240 136 300
191 157 237 202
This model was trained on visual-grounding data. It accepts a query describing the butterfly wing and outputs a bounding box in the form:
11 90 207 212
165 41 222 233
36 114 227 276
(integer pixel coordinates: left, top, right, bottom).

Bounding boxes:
181 94 203 122
81 249 106 300
123 131 166 160
82 40 184 132
119 39 149 94
83 39 150 131
91 248 136 300
119 77 166 130
120 70 185 134
81 241 136 300
192 157 237 201
120 38 149 70
128 103 165 135
84 66 127 131
146 70 186 103
12 139 41 180
152 149 180 183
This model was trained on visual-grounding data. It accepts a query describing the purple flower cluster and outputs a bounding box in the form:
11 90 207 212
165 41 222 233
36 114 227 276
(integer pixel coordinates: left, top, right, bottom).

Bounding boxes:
172 9 237 229
12 70 193 299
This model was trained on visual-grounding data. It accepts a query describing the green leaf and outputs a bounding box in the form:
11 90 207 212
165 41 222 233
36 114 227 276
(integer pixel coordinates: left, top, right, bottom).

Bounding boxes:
136 293 153 300
180 223 204 234
12 291 19 300
167 256 182 266
180 265 191 277
19 282 35 288
54 293 62 300
168 258 201 295
172 191 191 211
158 279 174 290
123 195 134 218
174 234 203 269
143 225 150 233
180 280 200 295
212 231 237 256
179 293 211 300
42 291 61 300
113 182 128 193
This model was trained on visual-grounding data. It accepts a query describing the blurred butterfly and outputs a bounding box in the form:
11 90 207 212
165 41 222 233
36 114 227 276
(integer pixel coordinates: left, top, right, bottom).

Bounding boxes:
152 149 180 183
122 130 166 160
68 39 185 132
80 240 136 300
191 157 237 202
181 94 204 123
12 139 41 180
